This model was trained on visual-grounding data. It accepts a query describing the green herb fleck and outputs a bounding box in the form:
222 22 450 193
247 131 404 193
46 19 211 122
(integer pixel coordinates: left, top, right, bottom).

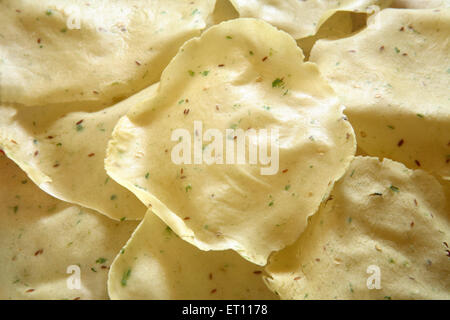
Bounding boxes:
226 35 233 39
110 195 117 200
13 206 19 213
96 258 107 264
201 70 209 76
416 113 424 118
91 267 97 273
384 296 392 300
76 124 84 132
188 70 195 77
249 50 254 55
268 201 274 207
284 185 291 191
389 185 399 192
145 172 150 179
121 268 132 287
45 9 52 16
185 184 192 192
272 78 284 88
120 217 126 222
394 47 400 54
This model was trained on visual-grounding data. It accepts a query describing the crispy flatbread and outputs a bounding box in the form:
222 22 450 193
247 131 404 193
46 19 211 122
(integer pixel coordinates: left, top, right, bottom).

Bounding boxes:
310 8 450 180
0 152 138 299
105 18 356 265
108 212 278 300
391 0 450 8
229 0 390 39
0 84 159 220
265 156 450 299
0 0 216 107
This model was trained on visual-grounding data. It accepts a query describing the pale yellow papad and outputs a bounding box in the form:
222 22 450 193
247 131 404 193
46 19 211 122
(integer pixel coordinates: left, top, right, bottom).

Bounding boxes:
229 0 391 39
297 11 355 59
391 0 450 8
265 156 450 300
108 212 278 300
0 0 216 107
0 84 159 221
0 152 138 300
310 8 450 180
105 18 356 265
206 0 239 28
